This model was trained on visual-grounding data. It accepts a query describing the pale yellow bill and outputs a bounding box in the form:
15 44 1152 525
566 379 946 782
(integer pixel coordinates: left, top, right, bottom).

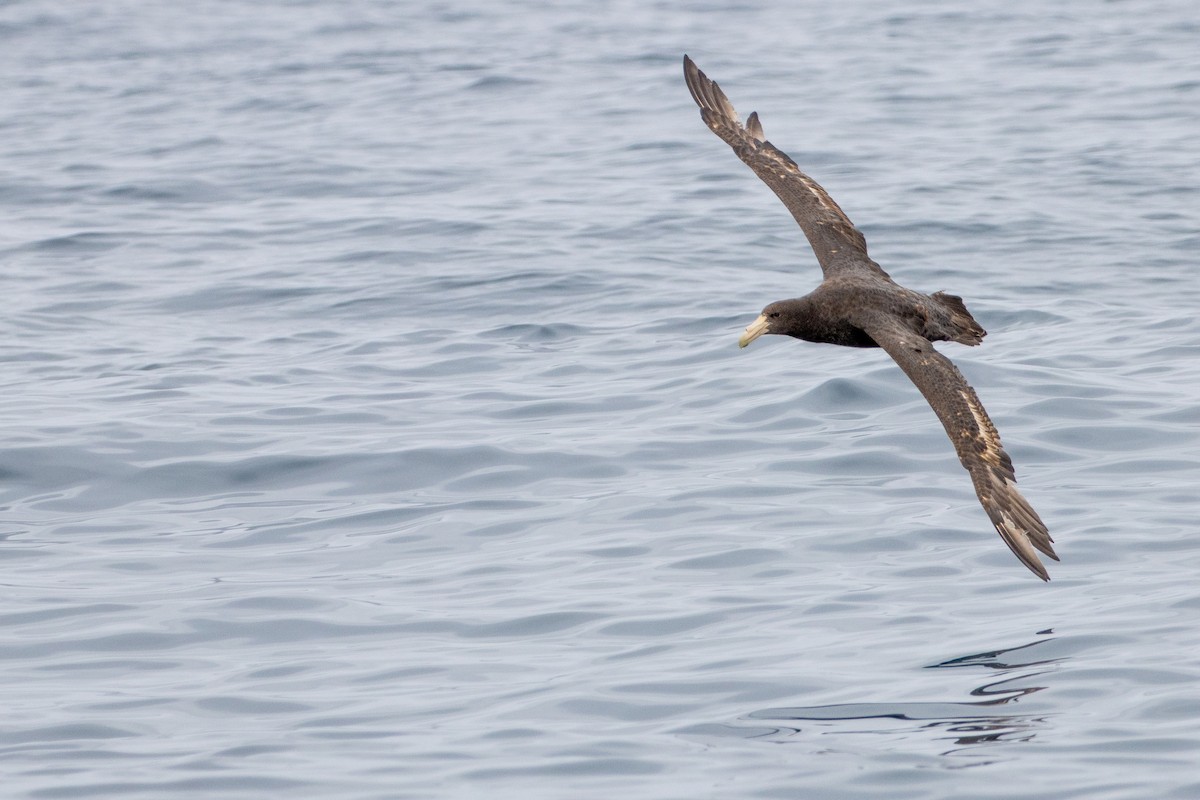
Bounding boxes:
738 314 769 348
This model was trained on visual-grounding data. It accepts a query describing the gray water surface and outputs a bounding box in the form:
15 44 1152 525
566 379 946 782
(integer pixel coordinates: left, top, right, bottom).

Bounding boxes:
3 1 1200 798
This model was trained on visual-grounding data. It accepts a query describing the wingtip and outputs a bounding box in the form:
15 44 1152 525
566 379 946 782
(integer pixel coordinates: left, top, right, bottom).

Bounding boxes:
1032 558 1051 581
683 55 707 109
1012 538 1052 581
1013 541 1049 580
997 518 1054 581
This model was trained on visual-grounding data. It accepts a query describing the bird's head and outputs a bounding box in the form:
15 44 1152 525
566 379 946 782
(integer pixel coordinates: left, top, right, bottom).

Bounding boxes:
737 301 790 348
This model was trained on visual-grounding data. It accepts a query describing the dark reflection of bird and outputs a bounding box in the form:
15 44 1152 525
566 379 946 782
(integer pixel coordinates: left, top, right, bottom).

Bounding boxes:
683 55 1057 580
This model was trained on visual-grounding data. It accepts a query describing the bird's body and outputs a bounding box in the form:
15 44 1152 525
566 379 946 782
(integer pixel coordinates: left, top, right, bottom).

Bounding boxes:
683 55 1058 580
764 278 983 349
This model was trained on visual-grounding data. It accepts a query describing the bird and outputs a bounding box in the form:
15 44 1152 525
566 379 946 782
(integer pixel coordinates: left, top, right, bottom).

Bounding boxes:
683 55 1058 580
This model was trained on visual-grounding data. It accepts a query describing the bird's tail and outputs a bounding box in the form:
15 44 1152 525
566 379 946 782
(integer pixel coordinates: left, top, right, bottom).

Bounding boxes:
932 291 986 346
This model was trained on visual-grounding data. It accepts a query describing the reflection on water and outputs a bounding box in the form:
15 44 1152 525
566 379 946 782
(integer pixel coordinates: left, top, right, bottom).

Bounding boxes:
703 633 1064 764
926 630 1061 673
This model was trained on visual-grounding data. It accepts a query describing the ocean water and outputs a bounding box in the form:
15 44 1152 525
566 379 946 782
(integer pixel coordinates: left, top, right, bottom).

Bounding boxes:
3 0 1200 797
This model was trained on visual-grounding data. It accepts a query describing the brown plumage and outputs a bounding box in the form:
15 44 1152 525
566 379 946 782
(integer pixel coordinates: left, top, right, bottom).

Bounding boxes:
684 55 1057 580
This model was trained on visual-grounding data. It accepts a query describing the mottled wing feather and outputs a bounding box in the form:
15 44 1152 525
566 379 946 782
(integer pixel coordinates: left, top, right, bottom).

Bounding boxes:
861 319 1057 580
683 56 881 278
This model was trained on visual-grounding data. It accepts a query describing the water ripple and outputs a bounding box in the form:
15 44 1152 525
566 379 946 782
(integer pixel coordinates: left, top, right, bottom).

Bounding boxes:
4 2 1200 799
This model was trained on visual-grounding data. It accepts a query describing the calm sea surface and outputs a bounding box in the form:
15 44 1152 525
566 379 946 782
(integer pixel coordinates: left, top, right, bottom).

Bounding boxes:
3 1 1200 798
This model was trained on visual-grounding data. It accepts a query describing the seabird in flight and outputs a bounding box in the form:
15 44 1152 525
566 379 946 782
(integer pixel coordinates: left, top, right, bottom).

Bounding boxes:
683 55 1057 580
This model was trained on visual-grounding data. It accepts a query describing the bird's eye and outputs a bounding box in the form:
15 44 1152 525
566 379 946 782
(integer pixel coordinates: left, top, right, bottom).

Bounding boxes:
767 311 780 319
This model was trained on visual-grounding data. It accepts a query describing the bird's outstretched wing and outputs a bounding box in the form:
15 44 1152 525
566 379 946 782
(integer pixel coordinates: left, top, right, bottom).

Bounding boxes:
683 55 882 278
859 317 1057 580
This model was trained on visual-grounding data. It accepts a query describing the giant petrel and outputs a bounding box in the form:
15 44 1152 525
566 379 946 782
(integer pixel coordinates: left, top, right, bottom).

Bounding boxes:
684 55 1057 580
